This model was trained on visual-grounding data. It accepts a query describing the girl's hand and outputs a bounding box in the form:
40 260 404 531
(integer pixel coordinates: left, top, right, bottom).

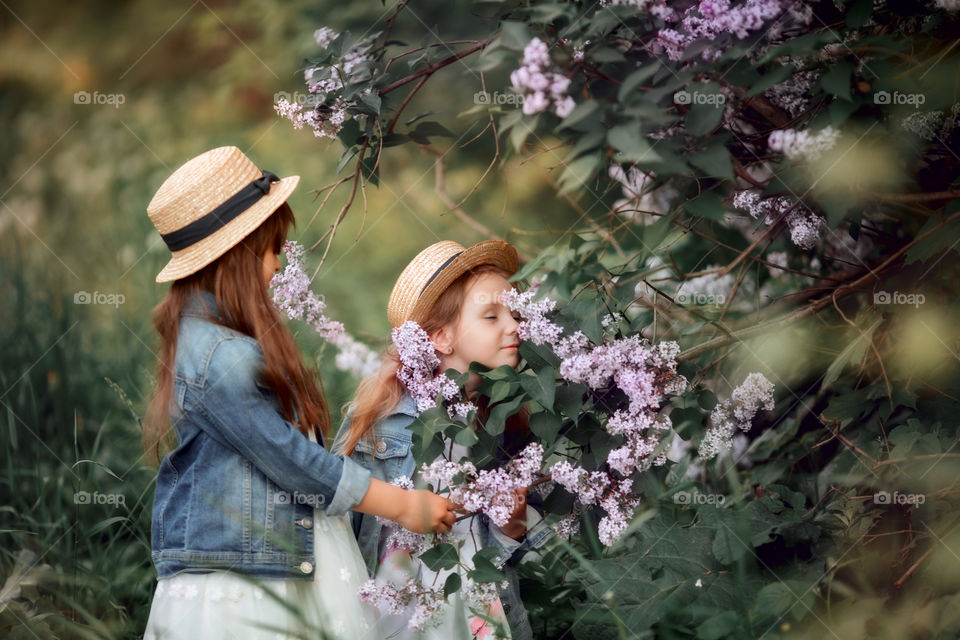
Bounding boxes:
398 489 458 535
498 487 528 540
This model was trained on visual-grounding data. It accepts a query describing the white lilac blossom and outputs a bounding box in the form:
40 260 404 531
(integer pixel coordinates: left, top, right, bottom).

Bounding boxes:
764 66 820 117
731 189 825 250
548 462 640 545
358 578 446 630
765 250 789 276
420 443 544 527
510 38 576 118
767 126 840 162
375 477 434 556
649 0 812 63
502 290 687 477
609 164 679 224
934 0 960 10
314 27 337 48
900 103 960 141
391 321 461 413
270 241 381 378
499 289 564 346
274 96 349 139
600 0 676 20
278 28 381 139
698 372 775 459
333 334 381 378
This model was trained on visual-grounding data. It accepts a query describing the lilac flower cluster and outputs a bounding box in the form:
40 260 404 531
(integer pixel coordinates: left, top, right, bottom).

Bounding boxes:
549 461 640 545
501 289 687 481
698 372 775 459
358 577 446 631
499 289 563 345
731 189 825 250
270 241 381 378
277 27 379 139
767 126 839 162
420 443 544 527
372 476 441 556
391 321 461 413
650 0 811 62
274 96 349 140
510 38 576 118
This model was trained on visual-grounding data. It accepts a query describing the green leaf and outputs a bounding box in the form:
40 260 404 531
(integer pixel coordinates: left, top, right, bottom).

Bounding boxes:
499 21 532 51
557 153 602 195
360 92 381 115
751 580 817 624
490 380 514 404
823 318 882 388
529 411 562 444
467 553 505 583
607 124 662 164
696 611 741 640
905 215 960 264
558 99 600 131
744 65 797 98
820 59 854 102
520 367 556 410
557 383 586 420
846 0 874 28
618 66 659 104
454 427 479 447
485 395 526 436
444 573 462 598
409 120 454 144
420 543 460 571
683 83 726 135
685 191 725 220
688 144 733 181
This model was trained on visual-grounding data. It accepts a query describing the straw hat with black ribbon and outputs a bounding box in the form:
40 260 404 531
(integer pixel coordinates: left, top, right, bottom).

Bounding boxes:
147 146 300 283
387 240 521 328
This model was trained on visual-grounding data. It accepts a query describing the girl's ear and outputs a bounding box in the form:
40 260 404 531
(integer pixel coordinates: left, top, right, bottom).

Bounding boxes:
430 326 454 354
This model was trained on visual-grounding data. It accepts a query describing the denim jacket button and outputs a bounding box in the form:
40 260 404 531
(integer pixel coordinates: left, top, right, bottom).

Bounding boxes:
299 561 313 574
297 517 313 529
375 441 387 454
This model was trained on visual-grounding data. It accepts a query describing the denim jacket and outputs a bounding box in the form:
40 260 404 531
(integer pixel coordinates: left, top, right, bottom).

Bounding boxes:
150 289 372 580
332 392 554 639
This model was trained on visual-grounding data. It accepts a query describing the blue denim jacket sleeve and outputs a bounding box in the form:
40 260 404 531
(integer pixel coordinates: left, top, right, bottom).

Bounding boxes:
190 336 372 517
482 491 555 568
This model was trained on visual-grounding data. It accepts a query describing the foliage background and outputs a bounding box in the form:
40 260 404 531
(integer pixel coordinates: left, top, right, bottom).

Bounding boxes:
2 0 959 639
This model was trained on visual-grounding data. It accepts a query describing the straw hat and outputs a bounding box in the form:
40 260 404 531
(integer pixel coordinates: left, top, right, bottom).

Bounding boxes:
147 146 299 283
387 240 520 327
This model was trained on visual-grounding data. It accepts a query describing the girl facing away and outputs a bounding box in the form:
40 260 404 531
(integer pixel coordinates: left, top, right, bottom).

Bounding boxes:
334 240 554 640
140 146 456 640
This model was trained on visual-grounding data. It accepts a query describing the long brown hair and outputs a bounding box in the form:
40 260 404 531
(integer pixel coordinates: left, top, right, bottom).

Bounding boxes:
143 202 331 464
337 264 529 460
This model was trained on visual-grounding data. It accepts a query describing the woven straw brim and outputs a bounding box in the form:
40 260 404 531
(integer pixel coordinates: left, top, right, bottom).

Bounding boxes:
387 240 520 327
154 175 299 283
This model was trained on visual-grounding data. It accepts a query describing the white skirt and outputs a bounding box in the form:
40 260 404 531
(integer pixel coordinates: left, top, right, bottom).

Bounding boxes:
143 508 380 640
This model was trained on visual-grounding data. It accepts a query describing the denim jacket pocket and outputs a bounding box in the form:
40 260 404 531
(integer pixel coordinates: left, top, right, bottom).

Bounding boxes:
353 434 413 482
